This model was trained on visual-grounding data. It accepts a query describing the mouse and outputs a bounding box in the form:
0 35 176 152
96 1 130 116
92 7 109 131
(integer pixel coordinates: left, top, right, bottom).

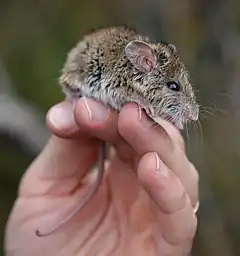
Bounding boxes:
35 25 199 237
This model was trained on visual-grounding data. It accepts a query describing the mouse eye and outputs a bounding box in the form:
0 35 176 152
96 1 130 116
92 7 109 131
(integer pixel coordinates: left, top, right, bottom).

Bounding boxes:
166 81 180 91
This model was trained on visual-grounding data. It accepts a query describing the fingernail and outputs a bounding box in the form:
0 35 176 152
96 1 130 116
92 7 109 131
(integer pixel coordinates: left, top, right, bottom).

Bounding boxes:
139 108 154 130
193 201 200 213
83 97 109 121
49 104 76 130
154 152 168 178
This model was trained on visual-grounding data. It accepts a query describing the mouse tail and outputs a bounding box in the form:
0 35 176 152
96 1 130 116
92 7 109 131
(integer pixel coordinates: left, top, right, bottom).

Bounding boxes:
35 141 106 237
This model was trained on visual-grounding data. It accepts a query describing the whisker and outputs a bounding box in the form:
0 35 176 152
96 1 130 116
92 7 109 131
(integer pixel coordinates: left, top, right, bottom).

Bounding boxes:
202 109 216 118
196 119 204 147
216 92 233 99
199 113 208 120
211 103 231 117
201 104 231 118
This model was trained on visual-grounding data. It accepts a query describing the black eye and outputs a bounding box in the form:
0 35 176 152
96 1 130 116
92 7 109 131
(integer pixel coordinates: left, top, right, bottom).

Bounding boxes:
166 81 180 91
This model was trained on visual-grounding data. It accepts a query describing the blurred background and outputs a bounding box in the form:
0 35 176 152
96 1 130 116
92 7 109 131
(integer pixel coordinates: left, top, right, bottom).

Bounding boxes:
0 0 239 255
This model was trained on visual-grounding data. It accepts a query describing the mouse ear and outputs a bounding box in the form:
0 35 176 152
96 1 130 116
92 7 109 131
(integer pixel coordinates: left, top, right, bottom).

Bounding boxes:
125 40 157 72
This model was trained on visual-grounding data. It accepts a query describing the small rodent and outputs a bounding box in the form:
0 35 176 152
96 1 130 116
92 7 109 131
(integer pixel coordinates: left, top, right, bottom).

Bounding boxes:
35 25 199 237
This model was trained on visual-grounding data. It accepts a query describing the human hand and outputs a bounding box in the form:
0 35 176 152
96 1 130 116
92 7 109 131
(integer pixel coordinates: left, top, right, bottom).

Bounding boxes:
4 98 199 256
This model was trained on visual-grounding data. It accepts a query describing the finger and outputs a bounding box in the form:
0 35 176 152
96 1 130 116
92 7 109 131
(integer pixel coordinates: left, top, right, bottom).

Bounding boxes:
46 101 80 138
153 116 186 151
47 99 119 143
73 98 135 163
118 103 199 207
138 152 197 246
74 97 119 142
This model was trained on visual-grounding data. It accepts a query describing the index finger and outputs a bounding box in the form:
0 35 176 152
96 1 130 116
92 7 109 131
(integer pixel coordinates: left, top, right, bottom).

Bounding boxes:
118 103 199 207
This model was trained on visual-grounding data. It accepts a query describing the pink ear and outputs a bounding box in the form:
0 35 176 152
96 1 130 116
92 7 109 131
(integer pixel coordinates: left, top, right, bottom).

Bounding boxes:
125 40 157 72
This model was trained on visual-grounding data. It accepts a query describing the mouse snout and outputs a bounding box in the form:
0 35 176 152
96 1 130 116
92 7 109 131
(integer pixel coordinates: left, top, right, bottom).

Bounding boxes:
187 103 199 121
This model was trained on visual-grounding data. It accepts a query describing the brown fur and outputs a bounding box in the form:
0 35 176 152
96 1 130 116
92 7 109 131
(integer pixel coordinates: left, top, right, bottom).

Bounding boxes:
60 25 199 129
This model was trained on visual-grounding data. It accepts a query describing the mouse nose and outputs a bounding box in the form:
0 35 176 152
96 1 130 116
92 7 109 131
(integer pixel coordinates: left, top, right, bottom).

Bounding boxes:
189 112 198 121
188 104 199 121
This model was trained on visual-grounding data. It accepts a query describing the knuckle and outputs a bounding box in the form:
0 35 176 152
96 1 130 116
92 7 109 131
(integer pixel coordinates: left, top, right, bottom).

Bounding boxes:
182 212 198 243
163 209 198 247
190 163 199 188
188 166 199 207
181 198 198 243
186 214 198 241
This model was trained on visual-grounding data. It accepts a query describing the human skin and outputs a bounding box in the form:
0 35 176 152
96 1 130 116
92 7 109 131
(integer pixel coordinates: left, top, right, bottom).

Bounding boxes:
4 98 199 256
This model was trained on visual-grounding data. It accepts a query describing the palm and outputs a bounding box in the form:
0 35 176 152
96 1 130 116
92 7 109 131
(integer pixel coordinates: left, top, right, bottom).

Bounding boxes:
5 154 191 256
